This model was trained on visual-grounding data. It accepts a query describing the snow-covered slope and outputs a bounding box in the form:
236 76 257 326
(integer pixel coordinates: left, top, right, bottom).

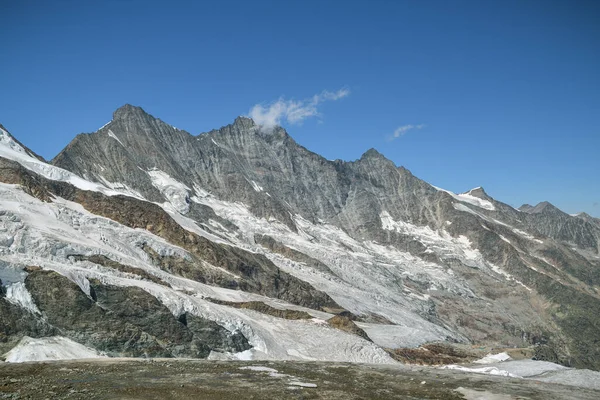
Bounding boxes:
2 108 600 373
0 125 141 198
0 181 393 363
3 336 106 362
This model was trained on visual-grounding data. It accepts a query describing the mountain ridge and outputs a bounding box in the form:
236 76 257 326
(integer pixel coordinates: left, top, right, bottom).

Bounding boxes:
1 105 600 371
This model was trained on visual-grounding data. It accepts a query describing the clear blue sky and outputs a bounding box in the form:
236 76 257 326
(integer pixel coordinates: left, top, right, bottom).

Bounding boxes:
1 0 598 216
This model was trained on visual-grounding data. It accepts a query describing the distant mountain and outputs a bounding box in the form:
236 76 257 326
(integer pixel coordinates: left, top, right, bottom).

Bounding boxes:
1 106 599 371
519 201 600 252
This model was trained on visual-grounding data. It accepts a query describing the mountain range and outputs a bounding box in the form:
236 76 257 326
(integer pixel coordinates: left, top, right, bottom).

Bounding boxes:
1 105 599 371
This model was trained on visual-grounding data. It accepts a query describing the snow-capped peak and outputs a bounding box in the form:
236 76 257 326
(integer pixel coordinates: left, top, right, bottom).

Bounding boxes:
0 125 142 198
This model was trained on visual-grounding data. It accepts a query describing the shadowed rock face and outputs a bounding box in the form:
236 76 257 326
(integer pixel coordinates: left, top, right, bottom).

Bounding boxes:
0 297 56 355
23 270 250 358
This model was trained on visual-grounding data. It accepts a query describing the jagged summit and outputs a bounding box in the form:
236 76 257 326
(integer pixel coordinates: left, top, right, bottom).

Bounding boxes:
519 204 534 213
112 104 151 121
233 115 256 127
202 116 287 142
464 187 489 199
520 201 561 215
360 148 387 161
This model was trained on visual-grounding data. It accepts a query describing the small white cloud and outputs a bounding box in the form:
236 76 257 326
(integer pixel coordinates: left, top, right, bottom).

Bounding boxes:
387 124 425 141
248 88 349 132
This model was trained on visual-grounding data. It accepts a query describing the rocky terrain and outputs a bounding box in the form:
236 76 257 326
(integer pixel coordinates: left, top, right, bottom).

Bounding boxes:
1 104 600 382
2 358 600 400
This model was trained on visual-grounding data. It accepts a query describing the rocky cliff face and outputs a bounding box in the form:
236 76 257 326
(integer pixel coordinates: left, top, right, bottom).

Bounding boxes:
1 107 599 369
519 202 600 253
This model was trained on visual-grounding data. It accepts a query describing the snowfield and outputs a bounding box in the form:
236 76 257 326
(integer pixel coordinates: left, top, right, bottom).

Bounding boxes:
0 162 541 362
442 358 600 392
0 181 393 363
3 336 106 363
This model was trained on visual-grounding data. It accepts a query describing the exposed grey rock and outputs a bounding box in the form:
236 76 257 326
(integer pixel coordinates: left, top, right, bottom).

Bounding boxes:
24 269 250 358
0 297 56 356
47 105 600 369
0 105 598 370
519 201 600 252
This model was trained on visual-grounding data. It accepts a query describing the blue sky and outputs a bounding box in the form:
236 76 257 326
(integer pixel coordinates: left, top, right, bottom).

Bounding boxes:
1 0 599 215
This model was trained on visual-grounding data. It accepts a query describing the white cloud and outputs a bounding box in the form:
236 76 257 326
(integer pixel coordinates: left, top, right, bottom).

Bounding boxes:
248 88 350 131
387 124 425 141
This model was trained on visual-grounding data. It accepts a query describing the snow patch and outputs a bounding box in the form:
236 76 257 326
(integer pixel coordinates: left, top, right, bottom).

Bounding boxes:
4 336 106 363
488 263 532 291
380 211 484 265
433 186 496 210
147 169 191 214
498 234 511 244
96 176 145 198
440 364 520 378
107 129 125 146
239 366 317 387
250 180 263 192
456 193 495 211
512 228 544 244
474 352 511 364
5 281 40 314
289 381 317 388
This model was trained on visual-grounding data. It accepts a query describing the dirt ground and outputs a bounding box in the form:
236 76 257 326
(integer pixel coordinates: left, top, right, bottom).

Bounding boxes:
1 359 598 399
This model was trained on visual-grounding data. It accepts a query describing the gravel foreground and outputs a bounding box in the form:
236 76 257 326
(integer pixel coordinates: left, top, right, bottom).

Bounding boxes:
1 359 599 400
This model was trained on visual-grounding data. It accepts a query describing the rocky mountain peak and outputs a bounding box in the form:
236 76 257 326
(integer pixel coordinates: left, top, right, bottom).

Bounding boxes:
519 204 534 213
357 148 400 172
360 148 385 161
233 116 256 129
112 104 150 121
464 187 491 200
528 201 560 214
519 202 559 214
